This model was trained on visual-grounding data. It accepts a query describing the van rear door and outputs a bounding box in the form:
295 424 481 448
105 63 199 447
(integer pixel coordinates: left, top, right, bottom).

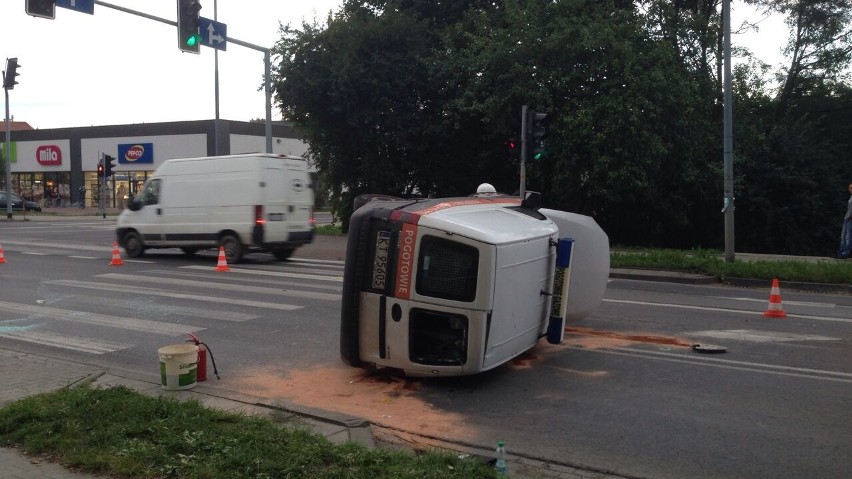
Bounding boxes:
260 162 313 244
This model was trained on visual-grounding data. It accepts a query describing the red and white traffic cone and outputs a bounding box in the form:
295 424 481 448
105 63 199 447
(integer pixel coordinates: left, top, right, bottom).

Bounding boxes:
109 242 124 266
763 278 786 318
0 243 6 264
215 246 230 272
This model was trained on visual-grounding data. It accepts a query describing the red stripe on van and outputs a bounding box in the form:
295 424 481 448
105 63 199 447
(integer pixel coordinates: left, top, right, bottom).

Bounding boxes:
394 223 418 299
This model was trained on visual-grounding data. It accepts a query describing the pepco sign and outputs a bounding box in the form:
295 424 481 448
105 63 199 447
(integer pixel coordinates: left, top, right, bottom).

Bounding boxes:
117 142 154 164
36 145 62 166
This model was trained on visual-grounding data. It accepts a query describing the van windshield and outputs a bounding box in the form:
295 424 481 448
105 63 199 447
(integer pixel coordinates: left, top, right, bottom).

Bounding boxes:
138 179 161 206
416 236 478 302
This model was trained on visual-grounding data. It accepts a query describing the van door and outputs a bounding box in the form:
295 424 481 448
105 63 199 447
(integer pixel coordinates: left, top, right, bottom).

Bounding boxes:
131 178 165 244
351 221 493 375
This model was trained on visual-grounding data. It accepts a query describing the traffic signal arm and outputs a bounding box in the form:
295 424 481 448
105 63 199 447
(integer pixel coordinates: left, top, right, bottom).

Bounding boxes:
527 110 549 160
104 155 117 177
25 0 56 19
3 58 20 90
177 0 202 53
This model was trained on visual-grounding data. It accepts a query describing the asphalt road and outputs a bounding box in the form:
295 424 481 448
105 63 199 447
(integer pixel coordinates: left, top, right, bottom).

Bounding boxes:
1 218 850 479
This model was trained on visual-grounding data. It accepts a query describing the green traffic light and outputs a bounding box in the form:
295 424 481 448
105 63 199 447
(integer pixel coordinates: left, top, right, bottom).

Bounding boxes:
533 152 543 161
186 34 200 47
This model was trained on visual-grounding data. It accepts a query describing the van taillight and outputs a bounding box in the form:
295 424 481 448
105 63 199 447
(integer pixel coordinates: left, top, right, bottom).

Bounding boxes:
310 207 316 227
255 205 266 226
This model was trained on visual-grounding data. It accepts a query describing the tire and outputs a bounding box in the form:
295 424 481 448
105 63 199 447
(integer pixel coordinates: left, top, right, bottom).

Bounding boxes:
181 248 199 256
353 194 403 212
219 234 244 264
272 248 295 261
123 231 145 258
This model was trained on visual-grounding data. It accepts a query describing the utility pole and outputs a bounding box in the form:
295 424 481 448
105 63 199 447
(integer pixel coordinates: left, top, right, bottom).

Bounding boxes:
3 57 21 220
520 105 528 199
722 0 735 262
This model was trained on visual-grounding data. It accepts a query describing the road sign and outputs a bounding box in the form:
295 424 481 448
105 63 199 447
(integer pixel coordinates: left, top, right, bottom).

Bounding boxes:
199 17 227 51
56 0 94 14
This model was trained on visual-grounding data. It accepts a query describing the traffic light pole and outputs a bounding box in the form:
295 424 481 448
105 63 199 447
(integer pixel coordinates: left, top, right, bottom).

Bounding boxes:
519 105 528 199
4 86 11 219
92 1 274 152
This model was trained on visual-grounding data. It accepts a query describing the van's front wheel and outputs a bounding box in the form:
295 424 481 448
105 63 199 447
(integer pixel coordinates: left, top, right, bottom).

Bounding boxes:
123 231 145 258
219 234 244 264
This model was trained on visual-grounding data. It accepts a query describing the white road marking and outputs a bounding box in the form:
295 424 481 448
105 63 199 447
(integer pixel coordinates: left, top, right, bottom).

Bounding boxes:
686 329 840 343
581 347 852 383
98 273 340 300
181 265 343 283
45 280 303 311
603 298 852 323
0 329 132 355
0 300 203 336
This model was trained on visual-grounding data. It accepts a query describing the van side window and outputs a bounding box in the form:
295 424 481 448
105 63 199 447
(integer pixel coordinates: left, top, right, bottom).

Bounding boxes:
140 179 160 206
416 236 478 302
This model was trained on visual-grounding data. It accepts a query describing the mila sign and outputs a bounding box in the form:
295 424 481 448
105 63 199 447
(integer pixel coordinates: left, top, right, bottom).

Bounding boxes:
36 145 62 166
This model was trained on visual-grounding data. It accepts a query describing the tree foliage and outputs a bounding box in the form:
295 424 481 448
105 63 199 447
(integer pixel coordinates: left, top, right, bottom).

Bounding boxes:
271 0 852 254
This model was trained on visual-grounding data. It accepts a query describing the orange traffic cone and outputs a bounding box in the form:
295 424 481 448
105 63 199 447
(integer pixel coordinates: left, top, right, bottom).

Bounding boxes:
763 278 786 318
109 242 124 266
215 246 230 272
0 243 6 264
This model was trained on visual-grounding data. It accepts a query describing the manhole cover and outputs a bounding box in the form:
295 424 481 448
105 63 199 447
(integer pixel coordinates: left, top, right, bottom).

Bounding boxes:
691 343 727 354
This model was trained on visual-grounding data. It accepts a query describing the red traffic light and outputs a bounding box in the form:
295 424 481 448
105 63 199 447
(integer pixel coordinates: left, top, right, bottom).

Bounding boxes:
97 164 104 175
505 138 518 150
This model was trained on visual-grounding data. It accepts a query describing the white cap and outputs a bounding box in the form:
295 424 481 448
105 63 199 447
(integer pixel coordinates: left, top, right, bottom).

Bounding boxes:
476 183 497 194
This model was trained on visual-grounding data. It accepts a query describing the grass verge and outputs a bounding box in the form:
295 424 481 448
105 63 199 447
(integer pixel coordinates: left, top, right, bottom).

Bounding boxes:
0 384 497 479
611 248 852 284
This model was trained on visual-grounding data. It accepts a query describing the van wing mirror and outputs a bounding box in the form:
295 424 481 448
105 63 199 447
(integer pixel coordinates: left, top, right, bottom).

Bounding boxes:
128 197 142 212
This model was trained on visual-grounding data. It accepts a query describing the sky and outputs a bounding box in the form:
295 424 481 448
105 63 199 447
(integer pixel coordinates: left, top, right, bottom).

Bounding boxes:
1 1 790 130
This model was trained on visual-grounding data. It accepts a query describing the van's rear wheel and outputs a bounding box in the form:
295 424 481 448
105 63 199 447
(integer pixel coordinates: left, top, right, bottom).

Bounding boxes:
123 231 145 258
219 234 243 264
272 248 295 261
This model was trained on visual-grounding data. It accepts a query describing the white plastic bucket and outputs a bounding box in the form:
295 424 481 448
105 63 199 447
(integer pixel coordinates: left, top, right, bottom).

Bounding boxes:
158 344 199 390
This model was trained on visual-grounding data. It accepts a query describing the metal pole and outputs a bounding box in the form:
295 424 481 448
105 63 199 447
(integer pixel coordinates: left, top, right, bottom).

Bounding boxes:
214 0 220 155
520 105 528 199
722 0 735 262
4 86 11 219
264 50 272 153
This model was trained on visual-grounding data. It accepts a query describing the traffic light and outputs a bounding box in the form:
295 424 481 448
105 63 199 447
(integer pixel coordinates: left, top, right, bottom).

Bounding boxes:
177 0 202 54
505 137 519 161
3 58 20 90
527 110 549 160
104 155 117 177
97 160 105 176
25 0 55 19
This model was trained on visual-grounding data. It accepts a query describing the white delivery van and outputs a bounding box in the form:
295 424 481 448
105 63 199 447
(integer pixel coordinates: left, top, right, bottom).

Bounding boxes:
116 153 314 263
340 192 610 377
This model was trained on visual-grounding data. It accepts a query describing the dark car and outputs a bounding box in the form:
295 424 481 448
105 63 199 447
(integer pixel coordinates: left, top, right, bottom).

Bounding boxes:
0 191 42 212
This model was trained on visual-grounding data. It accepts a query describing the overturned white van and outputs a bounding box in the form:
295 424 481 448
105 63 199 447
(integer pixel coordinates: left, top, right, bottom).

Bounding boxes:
340 192 610 377
116 154 314 263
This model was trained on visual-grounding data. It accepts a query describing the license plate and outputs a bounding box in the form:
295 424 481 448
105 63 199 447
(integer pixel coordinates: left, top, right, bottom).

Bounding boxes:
371 230 392 289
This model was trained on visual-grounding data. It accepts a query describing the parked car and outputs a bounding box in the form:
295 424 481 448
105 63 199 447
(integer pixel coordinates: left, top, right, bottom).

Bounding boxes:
0 191 42 212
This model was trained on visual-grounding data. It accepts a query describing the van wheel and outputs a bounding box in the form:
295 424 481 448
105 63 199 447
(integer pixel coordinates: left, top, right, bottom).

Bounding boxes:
272 248 295 261
219 235 243 264
123 231 145 258
181 248 199 256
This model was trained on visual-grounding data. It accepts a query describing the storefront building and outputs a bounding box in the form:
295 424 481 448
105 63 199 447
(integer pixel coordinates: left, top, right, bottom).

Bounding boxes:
3 119 307 208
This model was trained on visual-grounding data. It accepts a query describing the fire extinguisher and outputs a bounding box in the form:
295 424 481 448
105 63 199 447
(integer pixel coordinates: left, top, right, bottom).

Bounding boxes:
187 333 220 381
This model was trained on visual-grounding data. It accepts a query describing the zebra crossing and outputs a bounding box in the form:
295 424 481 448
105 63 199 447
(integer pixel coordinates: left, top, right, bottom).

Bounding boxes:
0 257 344 355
